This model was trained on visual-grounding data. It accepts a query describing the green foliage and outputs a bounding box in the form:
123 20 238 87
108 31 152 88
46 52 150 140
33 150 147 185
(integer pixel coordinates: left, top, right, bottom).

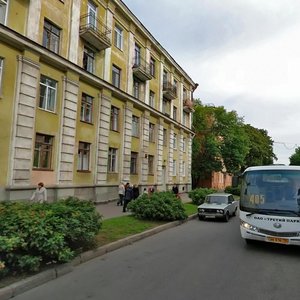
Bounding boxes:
242 124 276 169
188 188 217 205
224 185 241 196
0 198 102 276
289 147 300 166
127 192 187 221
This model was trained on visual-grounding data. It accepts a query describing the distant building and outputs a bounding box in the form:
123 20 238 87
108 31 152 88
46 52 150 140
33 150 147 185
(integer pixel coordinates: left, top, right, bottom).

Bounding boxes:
0 0 197 202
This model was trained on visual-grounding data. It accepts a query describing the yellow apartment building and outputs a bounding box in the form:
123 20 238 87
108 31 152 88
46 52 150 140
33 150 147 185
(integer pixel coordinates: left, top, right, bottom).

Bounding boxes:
0 0 197 202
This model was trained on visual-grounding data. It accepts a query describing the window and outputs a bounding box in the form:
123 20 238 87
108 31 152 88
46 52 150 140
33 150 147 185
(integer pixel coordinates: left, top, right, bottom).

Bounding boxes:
33 134 53 169
183 87 187 100
162 98 169 115
110 106 119 131
0 0 8 24
78 142 90 171
39 75 57 112
132 115 139 137
108 147 117 172
112 65 121 88
87 1 97 29
172 160 177 176
80 93 93 123
181 161 186 176
114 24 123 50
150 57 155 77
163 70 168 84
163 128 168 147
173 106 177 121
130 152 138 174
134 43 141 67
183 137 186 152
183 111 188 126
149 90 155 107
43 19 60 53
83 47 95 73
149 123 155 142
148 155 154 175
173 133 177 149
133 77 140 98
0 57 3 93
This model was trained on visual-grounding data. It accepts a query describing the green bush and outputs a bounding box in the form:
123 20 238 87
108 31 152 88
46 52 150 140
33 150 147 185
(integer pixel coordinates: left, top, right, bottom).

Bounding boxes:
128 191 187 221
0 197 102 276
224 185 241 196
188 188 217 205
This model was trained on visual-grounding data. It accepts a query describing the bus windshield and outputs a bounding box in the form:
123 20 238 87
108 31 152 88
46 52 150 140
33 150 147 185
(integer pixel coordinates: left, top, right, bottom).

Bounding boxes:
240 170 300 216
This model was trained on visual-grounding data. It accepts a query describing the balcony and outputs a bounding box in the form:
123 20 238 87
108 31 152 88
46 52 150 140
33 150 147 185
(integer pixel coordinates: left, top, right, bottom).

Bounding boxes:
183 98 194 113
163 81 177 100
79 13 111 51
132 57 152 81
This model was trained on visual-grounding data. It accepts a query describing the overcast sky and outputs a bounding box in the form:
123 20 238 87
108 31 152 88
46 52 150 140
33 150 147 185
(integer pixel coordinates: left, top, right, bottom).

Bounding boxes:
124 0 300 165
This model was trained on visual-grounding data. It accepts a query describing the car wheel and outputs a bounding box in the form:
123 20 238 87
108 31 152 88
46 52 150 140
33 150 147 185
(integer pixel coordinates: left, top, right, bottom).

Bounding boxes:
198 215 205 221
224 212 229 222
232 208 237 217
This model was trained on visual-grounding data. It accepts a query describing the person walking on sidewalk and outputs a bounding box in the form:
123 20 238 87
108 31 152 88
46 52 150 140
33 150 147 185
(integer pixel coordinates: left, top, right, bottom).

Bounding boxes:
123 183 133 212
132 184 140 200
30 182 47 203
117 182 125 206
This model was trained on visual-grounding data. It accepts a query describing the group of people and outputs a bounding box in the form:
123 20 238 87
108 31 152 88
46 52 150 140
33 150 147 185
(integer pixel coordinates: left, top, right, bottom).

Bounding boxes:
118 182 140 212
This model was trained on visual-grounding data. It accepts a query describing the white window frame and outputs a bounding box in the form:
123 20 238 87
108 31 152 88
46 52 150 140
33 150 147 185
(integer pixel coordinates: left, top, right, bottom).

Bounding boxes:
0 0 8 25
149 90 155 107
39 75 57 112
108 147 118 172
172 159 177 176
43 19 60 54
77 142 90 171
112 65 121 88
181 161 186 176
114 24 123 50
83 47 95 73
173 133 177 149
130 152 138 174
33 133 53 169
87 1 97 29
110 106 119 131
132 115 139 137
149 123 155 142
80 93 93 123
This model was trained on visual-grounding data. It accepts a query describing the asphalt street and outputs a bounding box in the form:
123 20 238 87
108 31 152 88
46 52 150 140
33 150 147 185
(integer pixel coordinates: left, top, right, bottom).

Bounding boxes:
12 215 300 300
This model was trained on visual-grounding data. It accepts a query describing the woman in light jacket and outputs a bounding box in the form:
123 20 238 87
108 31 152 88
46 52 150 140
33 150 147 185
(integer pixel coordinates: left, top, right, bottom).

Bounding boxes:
31 182 47 203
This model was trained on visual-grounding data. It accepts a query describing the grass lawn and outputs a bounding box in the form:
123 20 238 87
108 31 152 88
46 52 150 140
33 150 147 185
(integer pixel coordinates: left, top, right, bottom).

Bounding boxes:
95 202 198 247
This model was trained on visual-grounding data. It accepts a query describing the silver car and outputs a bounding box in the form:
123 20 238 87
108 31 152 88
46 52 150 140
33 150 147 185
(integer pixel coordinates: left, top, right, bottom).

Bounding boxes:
198 193 238 222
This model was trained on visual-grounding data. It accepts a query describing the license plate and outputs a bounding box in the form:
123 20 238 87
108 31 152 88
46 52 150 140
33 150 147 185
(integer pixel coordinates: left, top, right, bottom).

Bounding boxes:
266 236 289 244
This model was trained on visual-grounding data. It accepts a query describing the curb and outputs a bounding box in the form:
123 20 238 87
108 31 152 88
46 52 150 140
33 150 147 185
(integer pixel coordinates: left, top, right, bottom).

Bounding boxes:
0 214 198 300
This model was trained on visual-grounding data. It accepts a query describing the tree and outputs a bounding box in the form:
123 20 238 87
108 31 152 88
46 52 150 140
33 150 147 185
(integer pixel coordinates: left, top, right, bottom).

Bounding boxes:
241 124 277 170
192 101 250 186
289 147 300 165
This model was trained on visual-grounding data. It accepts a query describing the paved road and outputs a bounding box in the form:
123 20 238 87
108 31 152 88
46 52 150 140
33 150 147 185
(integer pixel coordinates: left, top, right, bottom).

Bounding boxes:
14 216 300 300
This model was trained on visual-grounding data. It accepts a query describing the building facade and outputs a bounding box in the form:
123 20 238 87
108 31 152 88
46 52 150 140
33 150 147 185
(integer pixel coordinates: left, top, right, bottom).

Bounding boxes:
0 0 197 202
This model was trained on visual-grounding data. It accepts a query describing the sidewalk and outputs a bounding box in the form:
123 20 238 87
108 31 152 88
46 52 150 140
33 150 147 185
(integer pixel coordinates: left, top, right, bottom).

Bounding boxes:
95 192 192 220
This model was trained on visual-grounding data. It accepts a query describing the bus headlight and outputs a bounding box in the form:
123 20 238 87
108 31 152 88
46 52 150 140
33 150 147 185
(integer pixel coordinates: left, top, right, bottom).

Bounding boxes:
241 221 258 232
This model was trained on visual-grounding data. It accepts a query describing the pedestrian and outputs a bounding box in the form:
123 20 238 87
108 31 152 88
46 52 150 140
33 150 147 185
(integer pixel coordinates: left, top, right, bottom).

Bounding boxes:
123 183 133 212
117 182 125 206
30 182 47 203
148 185 155 195
143 187 148 195
172 184 179 197
132 184 140 200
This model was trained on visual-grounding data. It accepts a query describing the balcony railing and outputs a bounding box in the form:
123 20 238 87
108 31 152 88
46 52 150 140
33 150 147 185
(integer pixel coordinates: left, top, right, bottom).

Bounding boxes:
132 56 152 81
79 13 111 51
163 81 177 100
183 98 194 113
